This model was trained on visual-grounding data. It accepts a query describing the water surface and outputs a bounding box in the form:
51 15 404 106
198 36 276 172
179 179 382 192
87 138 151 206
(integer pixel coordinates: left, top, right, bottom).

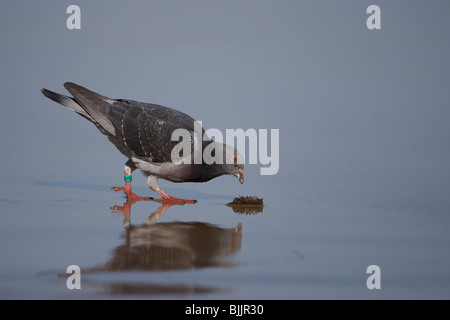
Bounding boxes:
1 173 449 299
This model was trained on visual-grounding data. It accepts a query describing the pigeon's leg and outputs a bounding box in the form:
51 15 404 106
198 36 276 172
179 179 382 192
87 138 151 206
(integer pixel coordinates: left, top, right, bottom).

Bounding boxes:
112 165 153 201
147 176 197 204
146 203 173 225
111 197 135 229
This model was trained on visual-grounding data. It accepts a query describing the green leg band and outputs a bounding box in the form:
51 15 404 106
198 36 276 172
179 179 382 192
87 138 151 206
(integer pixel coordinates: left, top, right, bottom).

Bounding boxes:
124 175 132 182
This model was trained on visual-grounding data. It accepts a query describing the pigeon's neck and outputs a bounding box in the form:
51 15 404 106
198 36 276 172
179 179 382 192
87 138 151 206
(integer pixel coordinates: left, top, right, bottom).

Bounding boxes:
197 140 237 178
207 164 236 184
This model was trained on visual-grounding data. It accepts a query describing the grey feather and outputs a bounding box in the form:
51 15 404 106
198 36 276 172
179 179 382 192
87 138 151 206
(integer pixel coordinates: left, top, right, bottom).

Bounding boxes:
63 82 116 136
40 88 94 122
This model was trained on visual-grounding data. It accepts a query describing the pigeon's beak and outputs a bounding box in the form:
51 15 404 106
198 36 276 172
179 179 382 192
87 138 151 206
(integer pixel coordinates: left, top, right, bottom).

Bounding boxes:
238 168 244 184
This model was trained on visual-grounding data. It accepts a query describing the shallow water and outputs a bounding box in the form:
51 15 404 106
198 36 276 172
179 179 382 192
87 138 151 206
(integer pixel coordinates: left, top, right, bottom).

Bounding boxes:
1 173 449 299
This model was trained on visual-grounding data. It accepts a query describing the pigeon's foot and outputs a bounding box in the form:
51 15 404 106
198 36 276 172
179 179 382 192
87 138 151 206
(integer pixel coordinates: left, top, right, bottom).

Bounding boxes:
111 197 135 228
112 200 182 228
112 181 153 201
154 187 197 204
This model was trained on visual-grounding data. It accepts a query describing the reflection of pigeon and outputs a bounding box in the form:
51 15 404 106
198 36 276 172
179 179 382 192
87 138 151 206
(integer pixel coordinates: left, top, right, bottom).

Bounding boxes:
41 82 244 203
85 219 242 271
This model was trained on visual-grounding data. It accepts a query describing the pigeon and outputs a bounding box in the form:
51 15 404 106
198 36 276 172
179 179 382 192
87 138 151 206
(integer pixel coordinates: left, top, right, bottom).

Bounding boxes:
41 82 244 203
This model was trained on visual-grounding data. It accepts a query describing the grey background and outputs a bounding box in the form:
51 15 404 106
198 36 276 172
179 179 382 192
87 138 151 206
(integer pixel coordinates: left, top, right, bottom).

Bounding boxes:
1 1 449 186
1 1 450 299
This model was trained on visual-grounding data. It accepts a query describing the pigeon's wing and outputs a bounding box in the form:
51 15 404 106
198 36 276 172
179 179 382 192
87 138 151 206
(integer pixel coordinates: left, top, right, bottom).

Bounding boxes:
43 82 202 164
63 82 116 136
107 100 199 163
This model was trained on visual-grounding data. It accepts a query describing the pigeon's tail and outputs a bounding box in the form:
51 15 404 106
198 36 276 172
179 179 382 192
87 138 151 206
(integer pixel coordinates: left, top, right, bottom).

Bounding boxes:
41 83 116 137
41 88 94 121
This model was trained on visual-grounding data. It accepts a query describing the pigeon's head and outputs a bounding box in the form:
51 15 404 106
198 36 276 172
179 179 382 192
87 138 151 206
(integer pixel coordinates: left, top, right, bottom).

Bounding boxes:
223 144 244 184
